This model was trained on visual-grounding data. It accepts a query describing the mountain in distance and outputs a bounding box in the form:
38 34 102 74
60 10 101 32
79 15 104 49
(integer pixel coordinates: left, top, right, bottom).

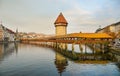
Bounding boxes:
18 32 54 39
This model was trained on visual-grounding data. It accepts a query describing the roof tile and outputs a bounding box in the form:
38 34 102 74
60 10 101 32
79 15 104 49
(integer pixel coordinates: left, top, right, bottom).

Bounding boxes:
54 13 68 24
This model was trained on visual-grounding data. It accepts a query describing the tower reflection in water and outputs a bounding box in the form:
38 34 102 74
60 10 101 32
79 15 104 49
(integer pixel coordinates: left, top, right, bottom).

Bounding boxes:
0 43 18 61
55 52 68 76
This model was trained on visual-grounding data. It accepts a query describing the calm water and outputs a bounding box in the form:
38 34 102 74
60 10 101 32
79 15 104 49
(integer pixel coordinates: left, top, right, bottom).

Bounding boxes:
0 43 120 76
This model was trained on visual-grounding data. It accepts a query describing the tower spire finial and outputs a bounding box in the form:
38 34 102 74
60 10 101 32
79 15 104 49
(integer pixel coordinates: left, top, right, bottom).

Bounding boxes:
60 12 62 14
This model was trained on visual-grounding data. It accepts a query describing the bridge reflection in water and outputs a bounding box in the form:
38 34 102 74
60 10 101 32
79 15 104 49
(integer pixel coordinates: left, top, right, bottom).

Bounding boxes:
54 44 120 76
54 44 112 61
22 41 120 74
0 43 120 76
24 41 114 61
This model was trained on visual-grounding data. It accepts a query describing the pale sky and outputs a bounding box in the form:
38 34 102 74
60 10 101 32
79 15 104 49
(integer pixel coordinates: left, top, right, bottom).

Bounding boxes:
0 0 120 34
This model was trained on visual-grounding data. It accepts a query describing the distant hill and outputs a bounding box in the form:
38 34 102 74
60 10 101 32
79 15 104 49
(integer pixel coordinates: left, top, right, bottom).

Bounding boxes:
18 32 54 39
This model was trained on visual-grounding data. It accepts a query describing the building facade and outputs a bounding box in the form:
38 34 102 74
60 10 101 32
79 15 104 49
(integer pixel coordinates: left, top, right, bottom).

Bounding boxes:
0 23 16 42
96 21 120 37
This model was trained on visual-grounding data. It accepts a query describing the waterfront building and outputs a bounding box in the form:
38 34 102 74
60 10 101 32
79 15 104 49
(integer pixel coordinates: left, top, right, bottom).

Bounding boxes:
95 21 120 47
0 23 16 42
96 21 120 37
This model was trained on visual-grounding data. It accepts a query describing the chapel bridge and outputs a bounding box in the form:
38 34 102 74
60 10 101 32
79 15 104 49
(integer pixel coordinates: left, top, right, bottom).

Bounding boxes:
21 33 113 61
21 13 113 61
21 33 112 44
21 12 112 44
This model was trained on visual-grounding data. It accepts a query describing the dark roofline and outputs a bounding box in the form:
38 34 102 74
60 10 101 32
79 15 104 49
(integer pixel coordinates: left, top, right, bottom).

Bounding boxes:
6 28 16 34
97 21 120 32
114 21 120 25
0 24 15 34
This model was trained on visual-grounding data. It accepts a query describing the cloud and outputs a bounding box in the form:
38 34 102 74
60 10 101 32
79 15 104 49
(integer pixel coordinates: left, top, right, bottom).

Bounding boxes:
0 0 120 34
60 0 120 33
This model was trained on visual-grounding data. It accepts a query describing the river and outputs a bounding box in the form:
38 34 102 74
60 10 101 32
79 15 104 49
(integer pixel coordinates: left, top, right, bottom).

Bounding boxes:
0 43 120 76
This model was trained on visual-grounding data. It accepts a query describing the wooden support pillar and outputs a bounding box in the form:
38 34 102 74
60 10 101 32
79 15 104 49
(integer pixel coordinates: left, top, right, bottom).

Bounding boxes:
53 42 55 48
54 42 56 48
54 42 57 48
72 43 75 54
60 43 63 51
100 43 104 53
58 43 61 49
79 44 83 53
93 44 95 53
85 44 87 53
102 44 105 53
51 42 53 47
45 42 47 47
50 42 52 47
58 43 60 49
65 43 68 51
56 42 59 49
52 42 55 48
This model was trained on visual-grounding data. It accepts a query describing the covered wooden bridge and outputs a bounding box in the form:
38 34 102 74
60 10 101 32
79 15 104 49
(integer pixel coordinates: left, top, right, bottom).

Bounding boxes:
48 33 113 44
21 33 113 60
21 33 113 44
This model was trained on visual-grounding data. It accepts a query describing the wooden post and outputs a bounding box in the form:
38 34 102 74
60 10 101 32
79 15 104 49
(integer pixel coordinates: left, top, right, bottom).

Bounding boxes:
65 43 68 51
85 44 87 53
56 42 58 49
85 43 87 53
72 43 75 54
79 44 83 53
60 43 63 51
93 44 95 53
102 44 104 53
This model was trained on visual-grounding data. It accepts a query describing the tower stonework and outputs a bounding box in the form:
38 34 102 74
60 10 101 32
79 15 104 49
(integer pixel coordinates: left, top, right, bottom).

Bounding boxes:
54 13 68 36
54 13 68 50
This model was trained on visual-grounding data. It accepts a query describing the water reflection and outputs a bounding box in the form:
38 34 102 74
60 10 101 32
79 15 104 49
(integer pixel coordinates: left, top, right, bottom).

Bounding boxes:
0 43 120 76
0 43 18 62
112 54 120 71
55 52 68 76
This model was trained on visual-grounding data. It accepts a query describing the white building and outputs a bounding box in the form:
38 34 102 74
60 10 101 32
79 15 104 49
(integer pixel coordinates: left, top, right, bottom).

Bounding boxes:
0 23 16 42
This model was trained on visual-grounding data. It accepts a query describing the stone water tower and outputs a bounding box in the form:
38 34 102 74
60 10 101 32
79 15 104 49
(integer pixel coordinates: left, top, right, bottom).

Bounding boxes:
54 13 68 50
54 13 68 36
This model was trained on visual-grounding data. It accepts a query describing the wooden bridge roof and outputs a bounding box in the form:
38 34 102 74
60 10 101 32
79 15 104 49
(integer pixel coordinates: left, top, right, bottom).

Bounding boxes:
55 33 113 39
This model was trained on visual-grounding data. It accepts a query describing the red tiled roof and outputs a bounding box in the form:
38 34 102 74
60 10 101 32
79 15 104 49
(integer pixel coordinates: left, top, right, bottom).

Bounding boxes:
54 13 68 24
6 28 15 34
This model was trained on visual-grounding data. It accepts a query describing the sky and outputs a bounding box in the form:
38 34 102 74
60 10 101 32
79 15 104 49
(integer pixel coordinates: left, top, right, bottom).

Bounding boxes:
0 0 120 34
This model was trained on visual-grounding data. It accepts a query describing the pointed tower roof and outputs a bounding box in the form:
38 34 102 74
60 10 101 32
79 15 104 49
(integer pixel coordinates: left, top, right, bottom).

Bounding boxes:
54 13 68 25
